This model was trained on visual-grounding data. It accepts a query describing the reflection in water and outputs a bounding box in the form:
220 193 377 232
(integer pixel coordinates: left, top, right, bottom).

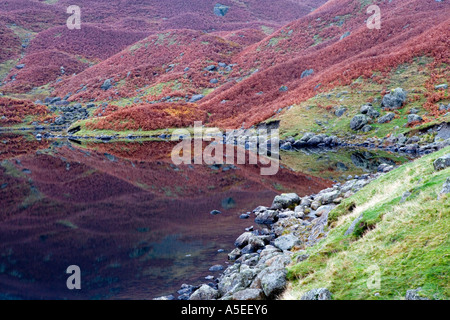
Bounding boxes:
0 134 330 299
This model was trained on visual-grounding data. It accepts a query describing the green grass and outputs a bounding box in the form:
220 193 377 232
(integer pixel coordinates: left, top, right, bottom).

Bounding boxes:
284 146 450 300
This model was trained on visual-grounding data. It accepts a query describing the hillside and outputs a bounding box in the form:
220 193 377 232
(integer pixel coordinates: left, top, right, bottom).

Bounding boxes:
0 0 448 137
0 0 327 93
284 146 449 300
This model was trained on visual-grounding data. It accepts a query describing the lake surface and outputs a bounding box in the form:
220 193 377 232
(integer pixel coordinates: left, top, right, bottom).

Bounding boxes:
0 133 408 299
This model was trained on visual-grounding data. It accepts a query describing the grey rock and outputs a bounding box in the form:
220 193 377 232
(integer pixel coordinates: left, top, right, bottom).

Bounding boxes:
378 112 395 124
209 264 224 272
210 210 221 215
435 84 448 90
214 3 230 17
101 79 113 91
350 114 368 131
228 248 242 261
271 193 300 209
335 107 347 117
279 85 288 92
232 288 265 300
407 114 422 123
301 69 314 78
439 178 450 195
273 234 301 251
254 211 278 228
360 104 372 114
234 232 253 248
54 116 66 126
405 288 429 300
433 154 450 171
280 142 292 150
218 269 256 295
261 269 287 299
153 295 175 300
340 31 351 40
381 88 407 109
400 191 412 203
189 94 205 103
189 284 219 300
301 288 332 300
344 214 363 236
409 107 420 114
361 124 374 132
315 205 335 217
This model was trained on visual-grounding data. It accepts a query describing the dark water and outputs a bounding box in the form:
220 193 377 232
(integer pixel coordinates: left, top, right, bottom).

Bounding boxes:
0 133 408 300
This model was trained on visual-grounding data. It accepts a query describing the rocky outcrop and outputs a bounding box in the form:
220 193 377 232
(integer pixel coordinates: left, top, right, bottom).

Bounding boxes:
350 114 368 131
171 171 385 301
381 88 407 109
433 154 450 171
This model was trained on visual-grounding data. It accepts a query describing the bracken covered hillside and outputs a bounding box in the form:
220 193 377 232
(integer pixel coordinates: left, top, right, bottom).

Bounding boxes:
0 0 327 92
0 0 448 133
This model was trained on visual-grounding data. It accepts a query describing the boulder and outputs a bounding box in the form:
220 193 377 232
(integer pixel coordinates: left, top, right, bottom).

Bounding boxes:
361 124 373 132
101 79 113 91
189 284 219 300
255 210 278 224
232 288 265 300
209 264 224 272
218 269 256 296
433 154 450 171
405 288 429 300
214 3 230 17
260 269 287 299
273 234 301 251
350 114 368 131
407 114 422 123
381 88 407 109
234 232 253 248
271 193 301 209
301 288 332 300
340 31 351 40
435 84 448 90
189 94 205 103
335 107 347 117
439 177 450 195
378 112 395 124
301 69 314 78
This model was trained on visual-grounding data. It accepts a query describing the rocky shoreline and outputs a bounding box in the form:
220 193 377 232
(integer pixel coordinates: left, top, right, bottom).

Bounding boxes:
2 121 449 159
155 165 393 301
158 146 450 301
278 121 450 156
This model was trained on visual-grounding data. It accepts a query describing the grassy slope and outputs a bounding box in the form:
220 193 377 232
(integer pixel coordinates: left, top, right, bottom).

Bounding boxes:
275 58 449 140
283 146 449 300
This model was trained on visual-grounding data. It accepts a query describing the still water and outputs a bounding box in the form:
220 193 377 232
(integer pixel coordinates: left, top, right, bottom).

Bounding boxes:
0 133 407 299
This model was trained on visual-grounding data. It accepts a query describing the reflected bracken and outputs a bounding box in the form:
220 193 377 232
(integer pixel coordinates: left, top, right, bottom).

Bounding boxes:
0 133 330 299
